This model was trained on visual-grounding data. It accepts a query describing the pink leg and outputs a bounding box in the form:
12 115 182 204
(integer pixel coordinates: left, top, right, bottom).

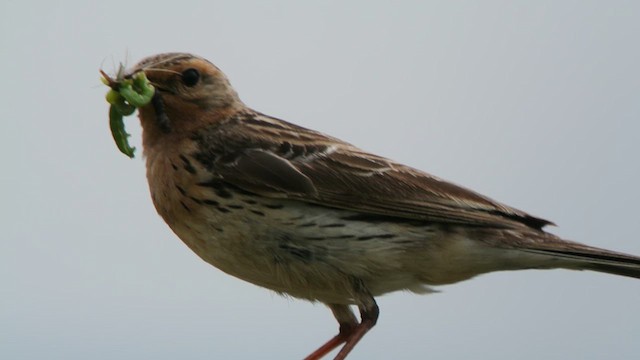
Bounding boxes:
332 304 378 360
304 291 379 360
303 322 356 360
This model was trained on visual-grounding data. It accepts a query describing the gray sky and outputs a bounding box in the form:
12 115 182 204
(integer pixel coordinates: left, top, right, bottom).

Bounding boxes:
2 1 639 359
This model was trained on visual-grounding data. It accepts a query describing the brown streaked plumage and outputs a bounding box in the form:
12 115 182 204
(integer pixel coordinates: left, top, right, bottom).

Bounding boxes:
126 52 640 360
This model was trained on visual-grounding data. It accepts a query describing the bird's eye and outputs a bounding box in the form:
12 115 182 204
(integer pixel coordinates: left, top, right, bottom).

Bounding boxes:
181 68 200 87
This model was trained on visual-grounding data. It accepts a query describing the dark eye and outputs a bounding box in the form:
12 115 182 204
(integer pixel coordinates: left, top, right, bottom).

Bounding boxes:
181 68 200 87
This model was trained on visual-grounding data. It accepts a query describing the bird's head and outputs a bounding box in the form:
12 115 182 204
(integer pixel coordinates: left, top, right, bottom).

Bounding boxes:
128 53 244 142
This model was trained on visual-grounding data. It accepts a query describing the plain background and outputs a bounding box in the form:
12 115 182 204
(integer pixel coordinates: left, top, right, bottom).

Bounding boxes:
2 1 639 359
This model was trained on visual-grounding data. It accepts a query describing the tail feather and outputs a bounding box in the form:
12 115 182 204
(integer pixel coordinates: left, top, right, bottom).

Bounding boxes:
520 242 640 279
583 263 640 279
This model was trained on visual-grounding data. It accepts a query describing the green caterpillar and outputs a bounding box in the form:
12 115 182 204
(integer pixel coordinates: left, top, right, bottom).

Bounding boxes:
101 67 155 158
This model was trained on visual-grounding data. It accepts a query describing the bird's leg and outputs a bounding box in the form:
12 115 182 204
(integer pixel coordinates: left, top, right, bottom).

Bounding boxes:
304 304 358 360
333 284 379 360
304 280 379 360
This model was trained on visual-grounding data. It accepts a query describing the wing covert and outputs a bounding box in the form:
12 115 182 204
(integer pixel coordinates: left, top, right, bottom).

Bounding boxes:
192 110 553 230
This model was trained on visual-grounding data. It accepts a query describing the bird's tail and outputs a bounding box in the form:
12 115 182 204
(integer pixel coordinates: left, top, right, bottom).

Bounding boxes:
481 227 640 279
518 239 640 279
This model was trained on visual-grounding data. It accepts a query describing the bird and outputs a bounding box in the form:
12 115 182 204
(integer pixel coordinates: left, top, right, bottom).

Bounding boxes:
123 52 640 360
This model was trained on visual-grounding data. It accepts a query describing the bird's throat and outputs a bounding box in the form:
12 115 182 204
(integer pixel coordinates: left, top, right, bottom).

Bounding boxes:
151 92 171 133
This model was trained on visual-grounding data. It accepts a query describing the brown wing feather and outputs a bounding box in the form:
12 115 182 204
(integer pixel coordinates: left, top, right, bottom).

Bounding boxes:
192 110 553 230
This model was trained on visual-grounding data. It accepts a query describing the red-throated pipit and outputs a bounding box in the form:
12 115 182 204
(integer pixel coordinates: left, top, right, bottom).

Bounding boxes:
122 53 640 360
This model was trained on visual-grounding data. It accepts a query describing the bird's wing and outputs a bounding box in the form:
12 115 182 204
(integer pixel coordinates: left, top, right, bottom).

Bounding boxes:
192 111 552 230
